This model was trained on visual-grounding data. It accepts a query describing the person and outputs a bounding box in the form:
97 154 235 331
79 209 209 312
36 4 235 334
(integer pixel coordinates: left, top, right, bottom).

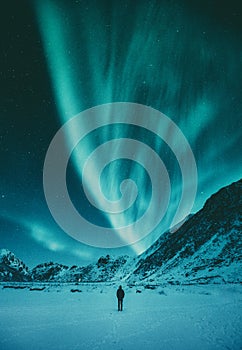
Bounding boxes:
116 285 125 311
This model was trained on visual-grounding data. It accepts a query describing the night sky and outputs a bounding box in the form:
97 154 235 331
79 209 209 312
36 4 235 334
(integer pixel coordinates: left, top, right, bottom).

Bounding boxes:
1 0 242 268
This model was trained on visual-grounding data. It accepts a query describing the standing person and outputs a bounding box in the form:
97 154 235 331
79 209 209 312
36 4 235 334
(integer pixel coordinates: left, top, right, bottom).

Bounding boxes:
116 285 125 311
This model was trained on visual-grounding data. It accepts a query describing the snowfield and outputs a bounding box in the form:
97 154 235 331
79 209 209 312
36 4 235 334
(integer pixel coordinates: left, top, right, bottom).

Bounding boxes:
0 283 241 350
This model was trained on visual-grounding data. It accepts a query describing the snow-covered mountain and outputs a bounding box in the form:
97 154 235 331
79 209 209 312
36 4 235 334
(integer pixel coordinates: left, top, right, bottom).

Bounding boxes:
0 249 135 283
0 179 241 284
63 254 128 282
31 262 69 282
0 249 31 281
31 254 136 283
129 179 242 284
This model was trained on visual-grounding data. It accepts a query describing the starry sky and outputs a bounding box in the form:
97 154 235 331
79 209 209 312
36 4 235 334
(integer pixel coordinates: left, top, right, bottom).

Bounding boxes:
1 0 242 268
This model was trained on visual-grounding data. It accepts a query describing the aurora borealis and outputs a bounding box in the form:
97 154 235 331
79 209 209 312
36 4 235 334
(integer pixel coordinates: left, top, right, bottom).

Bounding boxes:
1 0 242 267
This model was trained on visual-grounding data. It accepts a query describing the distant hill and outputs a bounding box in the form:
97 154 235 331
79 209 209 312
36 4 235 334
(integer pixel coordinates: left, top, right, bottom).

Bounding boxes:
31 255 135 283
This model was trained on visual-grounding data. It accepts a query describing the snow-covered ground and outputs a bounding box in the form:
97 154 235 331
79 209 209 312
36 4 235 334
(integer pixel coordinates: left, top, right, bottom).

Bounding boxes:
0 283 241 350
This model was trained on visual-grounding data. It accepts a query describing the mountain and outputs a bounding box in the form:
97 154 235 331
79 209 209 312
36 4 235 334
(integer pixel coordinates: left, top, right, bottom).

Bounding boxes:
31 255 136 283
0 179 241 284
0 249 31 282
129 179 242 284
31 262 69 282
0 249 135 283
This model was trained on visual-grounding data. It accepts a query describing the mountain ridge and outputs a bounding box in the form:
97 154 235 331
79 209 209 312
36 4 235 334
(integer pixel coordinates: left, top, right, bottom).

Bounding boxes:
1 179 241 284
129 179 241 284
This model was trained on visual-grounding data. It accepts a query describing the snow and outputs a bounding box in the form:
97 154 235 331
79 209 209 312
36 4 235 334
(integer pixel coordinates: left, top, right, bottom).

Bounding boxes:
0 249 10 258
0 283 241 350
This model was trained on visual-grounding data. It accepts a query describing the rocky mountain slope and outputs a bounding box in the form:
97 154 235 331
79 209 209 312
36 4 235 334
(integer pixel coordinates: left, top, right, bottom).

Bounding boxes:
0 249 136 283
0 179 241 284
129 179 242 284
31 254 136 283
0 249 31 281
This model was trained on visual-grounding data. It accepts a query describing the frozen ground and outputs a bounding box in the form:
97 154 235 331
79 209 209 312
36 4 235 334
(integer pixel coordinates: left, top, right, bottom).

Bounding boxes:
0 283 241 350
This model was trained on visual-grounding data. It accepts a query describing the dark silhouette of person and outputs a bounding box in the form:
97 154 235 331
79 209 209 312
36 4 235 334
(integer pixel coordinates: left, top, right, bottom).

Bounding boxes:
116 285 125 311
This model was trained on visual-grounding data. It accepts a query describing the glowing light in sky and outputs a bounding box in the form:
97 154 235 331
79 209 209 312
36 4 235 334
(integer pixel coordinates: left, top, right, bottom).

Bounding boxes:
34 1 242 255
43 103 197 249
